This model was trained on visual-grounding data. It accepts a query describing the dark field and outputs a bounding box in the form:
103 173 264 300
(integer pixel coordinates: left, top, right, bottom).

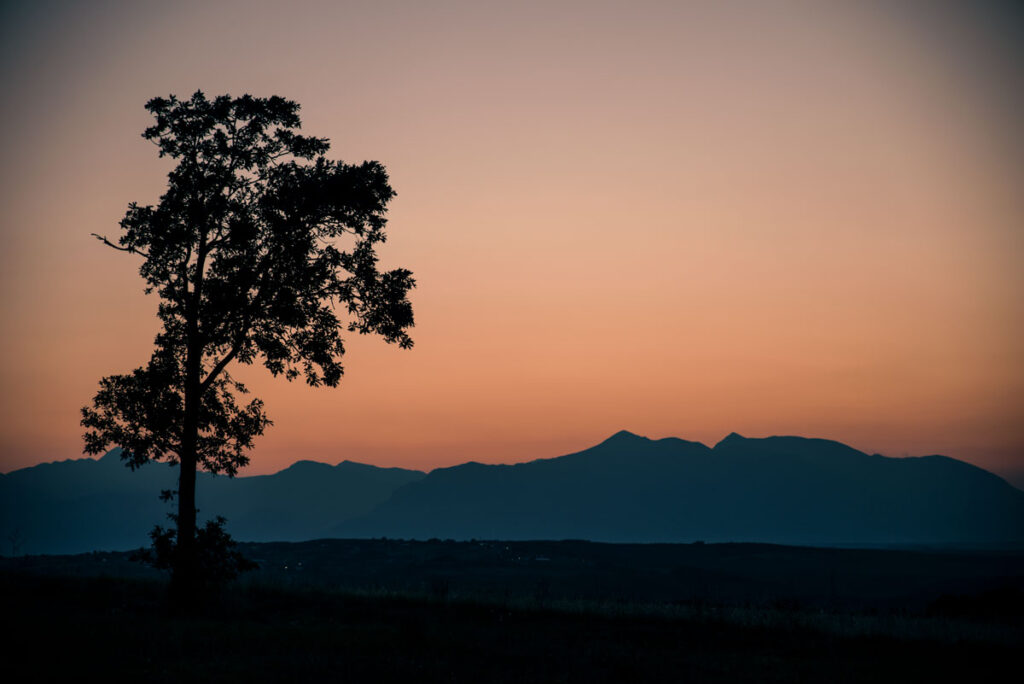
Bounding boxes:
3 539 1022 682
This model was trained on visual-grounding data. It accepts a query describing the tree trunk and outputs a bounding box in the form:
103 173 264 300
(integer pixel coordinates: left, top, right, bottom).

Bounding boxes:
173 437 197 594
172 339 202 597
173 215 207 600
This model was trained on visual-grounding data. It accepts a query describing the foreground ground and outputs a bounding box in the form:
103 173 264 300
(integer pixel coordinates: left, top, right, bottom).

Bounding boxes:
3 540 1022 682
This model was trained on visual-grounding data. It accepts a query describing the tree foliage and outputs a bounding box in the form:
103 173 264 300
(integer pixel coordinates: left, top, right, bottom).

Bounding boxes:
133 516 258 589
81 92 414 590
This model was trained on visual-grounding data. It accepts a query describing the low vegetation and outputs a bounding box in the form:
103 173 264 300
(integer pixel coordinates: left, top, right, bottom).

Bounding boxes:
3 539 1021 681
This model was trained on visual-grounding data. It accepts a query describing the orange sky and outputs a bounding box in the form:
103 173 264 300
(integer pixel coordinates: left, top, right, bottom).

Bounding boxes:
1 1 1022 483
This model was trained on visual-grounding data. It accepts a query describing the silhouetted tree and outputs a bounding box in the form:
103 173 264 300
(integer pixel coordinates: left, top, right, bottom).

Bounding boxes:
82 92 414 595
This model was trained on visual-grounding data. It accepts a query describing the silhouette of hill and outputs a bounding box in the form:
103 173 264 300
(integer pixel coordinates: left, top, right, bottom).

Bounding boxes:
334 431 1024 545
5 431 1023 554
0 450 424 555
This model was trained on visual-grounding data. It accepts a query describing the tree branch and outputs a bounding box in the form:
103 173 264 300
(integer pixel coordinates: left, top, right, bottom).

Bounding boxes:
91 233 150 258
200 341 243 395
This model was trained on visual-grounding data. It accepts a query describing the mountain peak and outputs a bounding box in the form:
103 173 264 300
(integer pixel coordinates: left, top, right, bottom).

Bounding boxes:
602 430 648 445
98 447 124 464
275 459 334 476
714 432 745 448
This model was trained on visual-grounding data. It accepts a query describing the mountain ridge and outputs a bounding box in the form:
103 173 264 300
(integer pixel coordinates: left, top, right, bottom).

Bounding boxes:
6 431 1019 487
334 431 1024 545
3 431 1022 554
0 450 425 555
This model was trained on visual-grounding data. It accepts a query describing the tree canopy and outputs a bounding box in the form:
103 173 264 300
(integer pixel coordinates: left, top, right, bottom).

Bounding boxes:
82 91 415 591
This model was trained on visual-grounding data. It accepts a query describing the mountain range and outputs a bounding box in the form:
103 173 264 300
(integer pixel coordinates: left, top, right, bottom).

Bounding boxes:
0 449 424 555
3 431 1023 555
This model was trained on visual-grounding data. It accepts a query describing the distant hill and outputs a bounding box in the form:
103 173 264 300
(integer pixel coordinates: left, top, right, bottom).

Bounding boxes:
5 432 1023 555
0 450 424 555
334 431 1024 546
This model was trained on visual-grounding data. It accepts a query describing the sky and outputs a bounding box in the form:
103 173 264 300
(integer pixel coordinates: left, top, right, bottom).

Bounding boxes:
1 0 1022 484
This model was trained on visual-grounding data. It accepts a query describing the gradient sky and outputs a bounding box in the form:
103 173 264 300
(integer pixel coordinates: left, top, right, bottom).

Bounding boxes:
1 0 1022 483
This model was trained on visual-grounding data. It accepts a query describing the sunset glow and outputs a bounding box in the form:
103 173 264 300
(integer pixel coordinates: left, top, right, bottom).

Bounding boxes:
1 1 1021 482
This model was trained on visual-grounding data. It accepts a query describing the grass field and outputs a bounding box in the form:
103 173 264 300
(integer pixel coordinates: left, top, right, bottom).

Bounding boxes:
3 539 1022 682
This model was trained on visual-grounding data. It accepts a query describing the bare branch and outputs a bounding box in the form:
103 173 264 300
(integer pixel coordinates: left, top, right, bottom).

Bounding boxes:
91 233 150 258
